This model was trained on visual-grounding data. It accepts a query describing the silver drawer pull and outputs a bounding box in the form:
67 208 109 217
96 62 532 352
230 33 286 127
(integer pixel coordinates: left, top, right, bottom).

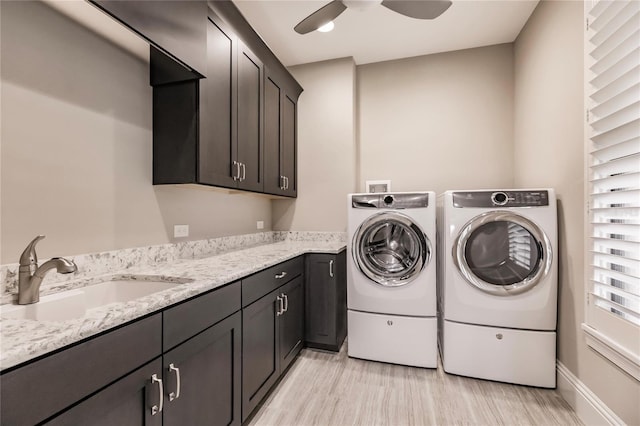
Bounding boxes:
276 296 283 316
275 271 287 279
168 363 181 401
150 374 164 415
282 293 289 312
329 260 334 278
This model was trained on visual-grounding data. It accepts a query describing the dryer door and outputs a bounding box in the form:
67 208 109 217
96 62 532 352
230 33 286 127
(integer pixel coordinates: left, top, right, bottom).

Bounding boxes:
353 212 430 287
453 211 553 295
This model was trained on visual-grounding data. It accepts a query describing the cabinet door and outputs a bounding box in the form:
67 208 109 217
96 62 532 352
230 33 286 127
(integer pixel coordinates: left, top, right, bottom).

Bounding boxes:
199 13 238 188
163 312 241 426
237 42 264 192
305 252 347 351
279 275 305 371
91 0 206 76
242 288 280 421
305 254 337 348
45 359 163 426
335 250 347 349
281 93 298 197
263 71 297 198
263 74 283 195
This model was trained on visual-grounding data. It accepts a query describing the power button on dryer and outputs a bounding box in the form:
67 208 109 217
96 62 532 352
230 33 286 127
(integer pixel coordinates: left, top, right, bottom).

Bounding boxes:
384 195 394 205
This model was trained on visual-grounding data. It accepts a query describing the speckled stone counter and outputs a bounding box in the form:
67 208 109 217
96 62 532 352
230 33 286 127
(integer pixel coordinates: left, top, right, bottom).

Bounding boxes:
0 233 346 371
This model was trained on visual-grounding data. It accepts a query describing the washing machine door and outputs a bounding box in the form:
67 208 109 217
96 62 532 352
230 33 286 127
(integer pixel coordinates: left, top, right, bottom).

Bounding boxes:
453 211 552 295
353 212 430 287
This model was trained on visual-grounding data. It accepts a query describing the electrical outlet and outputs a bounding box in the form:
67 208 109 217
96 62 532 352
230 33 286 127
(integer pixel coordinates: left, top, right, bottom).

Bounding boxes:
174 225 189 238
256 221 264 230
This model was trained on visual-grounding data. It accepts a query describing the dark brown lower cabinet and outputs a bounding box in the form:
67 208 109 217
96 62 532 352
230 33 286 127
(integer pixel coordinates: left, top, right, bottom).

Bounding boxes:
1 254 345 425
46 359 164 426
305 251 347 351
0 314 162 426
162 312 242 426
242 286 280 421
45 311 242 426
242 275 304 421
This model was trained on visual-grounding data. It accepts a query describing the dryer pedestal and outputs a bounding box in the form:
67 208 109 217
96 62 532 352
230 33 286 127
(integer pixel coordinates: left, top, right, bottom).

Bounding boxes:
441 320 556 388
348 310 437 368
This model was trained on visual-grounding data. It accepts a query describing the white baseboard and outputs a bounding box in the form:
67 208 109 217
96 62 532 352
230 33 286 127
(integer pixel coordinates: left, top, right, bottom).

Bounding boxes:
556 361 625 426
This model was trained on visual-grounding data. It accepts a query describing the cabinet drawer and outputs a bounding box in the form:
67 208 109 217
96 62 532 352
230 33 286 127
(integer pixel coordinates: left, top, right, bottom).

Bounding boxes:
242 256 304 307
0 314 162 426
163 281 241 351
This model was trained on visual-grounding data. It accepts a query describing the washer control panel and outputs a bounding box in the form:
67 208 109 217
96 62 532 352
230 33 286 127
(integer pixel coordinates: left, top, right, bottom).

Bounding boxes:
352 193 430 209
453 190 549 208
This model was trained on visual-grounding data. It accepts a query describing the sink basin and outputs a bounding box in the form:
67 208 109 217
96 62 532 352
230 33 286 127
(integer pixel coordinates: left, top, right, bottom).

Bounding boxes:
0 279 187 322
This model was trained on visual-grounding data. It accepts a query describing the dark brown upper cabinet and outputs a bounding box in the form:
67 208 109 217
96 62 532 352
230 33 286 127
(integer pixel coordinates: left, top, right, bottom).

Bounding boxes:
91 0 207 78
151 1 301 197
198 13 263 192
264 70 298 197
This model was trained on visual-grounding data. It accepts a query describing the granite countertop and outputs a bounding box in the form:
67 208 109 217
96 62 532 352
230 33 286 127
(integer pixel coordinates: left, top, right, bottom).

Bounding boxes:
0 240 346 371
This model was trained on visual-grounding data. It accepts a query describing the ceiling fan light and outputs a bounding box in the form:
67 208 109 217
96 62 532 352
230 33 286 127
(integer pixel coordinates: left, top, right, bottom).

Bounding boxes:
317 21 335 32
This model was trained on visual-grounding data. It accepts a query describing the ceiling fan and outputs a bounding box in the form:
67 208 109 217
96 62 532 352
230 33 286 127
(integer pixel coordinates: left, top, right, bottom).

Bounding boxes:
294 0 453 34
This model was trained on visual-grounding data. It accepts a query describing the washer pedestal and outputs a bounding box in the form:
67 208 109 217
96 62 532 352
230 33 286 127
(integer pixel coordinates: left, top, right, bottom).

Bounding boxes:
441 320 556 388
348 310 437 368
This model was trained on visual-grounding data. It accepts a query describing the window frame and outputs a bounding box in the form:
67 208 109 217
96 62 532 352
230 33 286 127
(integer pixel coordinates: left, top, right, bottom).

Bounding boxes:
582 0 640 381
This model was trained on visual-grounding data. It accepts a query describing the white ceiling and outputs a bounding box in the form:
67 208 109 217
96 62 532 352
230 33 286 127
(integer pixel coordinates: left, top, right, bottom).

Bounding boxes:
233 0 539 66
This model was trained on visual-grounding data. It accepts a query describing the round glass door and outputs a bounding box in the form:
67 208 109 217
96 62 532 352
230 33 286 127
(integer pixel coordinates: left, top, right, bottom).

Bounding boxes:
353 212 430 286
454 211 552 295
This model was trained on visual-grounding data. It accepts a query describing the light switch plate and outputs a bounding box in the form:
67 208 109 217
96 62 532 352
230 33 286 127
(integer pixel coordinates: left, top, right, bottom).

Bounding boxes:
256 221 264 230
174 225 189 238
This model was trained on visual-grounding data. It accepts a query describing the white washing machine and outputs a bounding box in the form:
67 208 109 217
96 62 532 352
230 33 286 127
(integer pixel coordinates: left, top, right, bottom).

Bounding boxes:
347 192 437 368
437 189 558 387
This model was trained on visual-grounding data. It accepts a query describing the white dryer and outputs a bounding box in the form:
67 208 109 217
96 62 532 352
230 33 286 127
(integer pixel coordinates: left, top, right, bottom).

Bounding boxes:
437 189 558 387
347 192 437 368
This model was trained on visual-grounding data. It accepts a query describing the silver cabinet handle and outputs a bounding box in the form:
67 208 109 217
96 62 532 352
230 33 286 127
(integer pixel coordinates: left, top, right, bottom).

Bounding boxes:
168 363 181 402
284 176 289 190
280 175 285 190
276 295 283 316
241 163 246 181
282 293 289 312
150 373 164 416
275 271 287 279
232 161 240 181
329 260 334 278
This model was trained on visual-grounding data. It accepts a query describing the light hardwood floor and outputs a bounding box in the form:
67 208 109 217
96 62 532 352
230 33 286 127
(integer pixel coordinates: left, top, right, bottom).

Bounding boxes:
249 342 583 426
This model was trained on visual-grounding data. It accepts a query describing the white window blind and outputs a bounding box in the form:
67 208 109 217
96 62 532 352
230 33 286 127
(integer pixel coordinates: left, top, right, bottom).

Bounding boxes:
584 0 640 379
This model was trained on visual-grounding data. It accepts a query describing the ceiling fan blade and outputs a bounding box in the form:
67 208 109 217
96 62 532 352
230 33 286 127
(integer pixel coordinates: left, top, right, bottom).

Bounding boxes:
294 0 347 34
380 0 452 19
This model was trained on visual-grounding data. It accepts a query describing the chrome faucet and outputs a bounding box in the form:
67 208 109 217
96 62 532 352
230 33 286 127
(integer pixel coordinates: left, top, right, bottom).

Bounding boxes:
18 235 77 305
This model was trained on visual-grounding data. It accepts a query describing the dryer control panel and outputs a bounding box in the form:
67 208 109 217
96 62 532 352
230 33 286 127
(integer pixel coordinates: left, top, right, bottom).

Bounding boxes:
352 193 430 209
453 190 549 208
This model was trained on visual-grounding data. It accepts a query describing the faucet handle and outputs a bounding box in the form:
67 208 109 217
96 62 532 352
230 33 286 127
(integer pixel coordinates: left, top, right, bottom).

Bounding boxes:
19 235 45 267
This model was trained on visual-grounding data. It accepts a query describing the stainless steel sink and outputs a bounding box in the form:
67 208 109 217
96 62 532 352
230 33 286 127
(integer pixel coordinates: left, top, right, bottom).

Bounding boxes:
0 278 190 322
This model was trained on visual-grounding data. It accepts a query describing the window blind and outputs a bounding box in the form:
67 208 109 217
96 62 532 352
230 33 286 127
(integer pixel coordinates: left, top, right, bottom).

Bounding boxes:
585 0 640 372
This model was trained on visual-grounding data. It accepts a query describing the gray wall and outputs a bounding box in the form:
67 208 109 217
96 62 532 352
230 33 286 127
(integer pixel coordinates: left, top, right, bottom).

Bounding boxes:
513 1 639 424
0 1 271 264
357 44 515 194
272 58 357 232
275 45 515 231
